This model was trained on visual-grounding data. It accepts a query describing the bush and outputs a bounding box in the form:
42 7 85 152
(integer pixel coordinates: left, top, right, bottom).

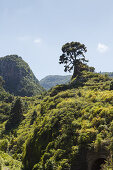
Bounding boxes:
59 159 70 170
0 157 3 170
30 110 37 125
110 81 113 90
0 139 9 152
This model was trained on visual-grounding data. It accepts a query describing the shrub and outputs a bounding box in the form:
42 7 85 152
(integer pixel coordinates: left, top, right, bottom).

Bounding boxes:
0 139 9 152
0 157 3 170
30 110 37 125
59 159 70 170
110 81 113 90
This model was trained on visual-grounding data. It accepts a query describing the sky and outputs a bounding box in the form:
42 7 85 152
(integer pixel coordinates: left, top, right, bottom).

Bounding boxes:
0 0 113 80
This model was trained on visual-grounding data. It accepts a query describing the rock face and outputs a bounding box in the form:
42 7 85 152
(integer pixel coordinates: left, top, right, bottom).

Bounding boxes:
0 55 44 96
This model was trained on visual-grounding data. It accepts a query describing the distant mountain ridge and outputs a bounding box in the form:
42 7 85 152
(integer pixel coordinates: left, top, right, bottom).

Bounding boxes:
101 72 113 77
40 75 72 90
0 55 44 96
40 72 113 90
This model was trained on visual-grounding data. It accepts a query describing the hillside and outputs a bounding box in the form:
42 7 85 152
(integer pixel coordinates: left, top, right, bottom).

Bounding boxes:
0 74 46 169
1 70 113 169
23 71 113 170
0 81 40 169
40 75 71 90
0 77 19 169
40 73 113 91
0 55 44 97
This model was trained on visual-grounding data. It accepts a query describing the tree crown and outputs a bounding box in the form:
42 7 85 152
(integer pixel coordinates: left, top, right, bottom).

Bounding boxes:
59 42 88 78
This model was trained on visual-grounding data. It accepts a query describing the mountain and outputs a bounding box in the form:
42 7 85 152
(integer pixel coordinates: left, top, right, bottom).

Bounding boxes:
1 69 113 169
0 55 44 97
40 73 113 90
40 75 72 90
23 71 113 170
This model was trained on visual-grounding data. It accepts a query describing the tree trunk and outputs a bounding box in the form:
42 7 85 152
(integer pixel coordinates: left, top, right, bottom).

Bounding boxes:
72 60 79 79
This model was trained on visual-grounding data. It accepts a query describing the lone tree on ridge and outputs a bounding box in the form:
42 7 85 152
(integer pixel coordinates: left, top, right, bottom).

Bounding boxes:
59 42 88 78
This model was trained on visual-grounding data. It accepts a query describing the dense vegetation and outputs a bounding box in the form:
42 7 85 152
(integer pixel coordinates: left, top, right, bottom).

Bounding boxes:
1 69 113 169
23 71 113 170
0 79 43 169
1 45 113 169
0 55 44 97
40 72 113 90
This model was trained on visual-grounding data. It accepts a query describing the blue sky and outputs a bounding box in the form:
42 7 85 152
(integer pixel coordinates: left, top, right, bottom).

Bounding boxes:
0 0 113 80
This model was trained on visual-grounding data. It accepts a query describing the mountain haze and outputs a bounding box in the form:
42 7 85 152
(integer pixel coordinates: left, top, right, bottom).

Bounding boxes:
40 75 71 90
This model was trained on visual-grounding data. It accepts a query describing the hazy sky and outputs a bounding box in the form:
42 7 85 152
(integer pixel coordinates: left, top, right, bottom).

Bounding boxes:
0 0 113 80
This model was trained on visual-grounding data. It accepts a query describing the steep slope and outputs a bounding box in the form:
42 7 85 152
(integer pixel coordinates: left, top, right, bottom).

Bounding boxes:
0 75 42 169
40 75 71 90
0 76 13 124
0 76 19 169
23 72 113 170
1 71 113 170
0 92 42 169
0 55 44 96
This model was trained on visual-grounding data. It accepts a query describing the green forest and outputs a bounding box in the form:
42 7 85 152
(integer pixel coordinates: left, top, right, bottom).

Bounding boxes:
0 42 113 170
